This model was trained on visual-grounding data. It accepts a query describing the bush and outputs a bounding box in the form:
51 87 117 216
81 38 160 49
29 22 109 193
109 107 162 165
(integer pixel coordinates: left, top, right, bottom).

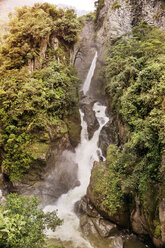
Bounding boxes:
94 0 105 27
0 3 80 181
0 194 62 248
104 23 165 212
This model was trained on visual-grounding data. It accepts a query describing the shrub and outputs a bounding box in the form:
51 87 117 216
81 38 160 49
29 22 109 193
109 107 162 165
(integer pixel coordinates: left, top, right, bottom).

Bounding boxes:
104 23 165 213
0 194 62 248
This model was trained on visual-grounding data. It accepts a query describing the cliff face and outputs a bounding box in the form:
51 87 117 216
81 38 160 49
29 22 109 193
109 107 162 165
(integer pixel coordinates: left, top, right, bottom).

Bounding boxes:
84 1 165 247
96 0 165 55
74 19 96 83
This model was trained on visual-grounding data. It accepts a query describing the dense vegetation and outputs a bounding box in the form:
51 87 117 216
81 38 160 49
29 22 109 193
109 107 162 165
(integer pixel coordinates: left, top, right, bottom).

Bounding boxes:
0 3 80 70
0 3 81 181
92 23 165 236
0 194 62 248
94 0 105 28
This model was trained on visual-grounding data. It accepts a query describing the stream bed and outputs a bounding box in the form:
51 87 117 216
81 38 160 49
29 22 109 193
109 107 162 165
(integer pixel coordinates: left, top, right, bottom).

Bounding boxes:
44 52 151 248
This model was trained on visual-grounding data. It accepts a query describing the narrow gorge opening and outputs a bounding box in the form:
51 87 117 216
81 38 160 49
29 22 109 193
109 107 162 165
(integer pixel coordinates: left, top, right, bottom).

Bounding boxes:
0 1 164 248
44 52 112 248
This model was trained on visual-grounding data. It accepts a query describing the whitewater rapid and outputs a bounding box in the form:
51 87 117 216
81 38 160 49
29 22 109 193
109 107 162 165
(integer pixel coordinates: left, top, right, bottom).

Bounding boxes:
44 52 122 248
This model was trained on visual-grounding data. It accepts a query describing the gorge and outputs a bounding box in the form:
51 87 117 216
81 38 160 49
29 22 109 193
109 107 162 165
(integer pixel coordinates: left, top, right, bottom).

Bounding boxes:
0 1 165 248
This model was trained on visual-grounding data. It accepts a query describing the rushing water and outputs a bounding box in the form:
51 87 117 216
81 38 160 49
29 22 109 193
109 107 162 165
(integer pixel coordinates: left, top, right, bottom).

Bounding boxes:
44 52 113 247
83 51 98 95
45 102 109 247
44 52 148 248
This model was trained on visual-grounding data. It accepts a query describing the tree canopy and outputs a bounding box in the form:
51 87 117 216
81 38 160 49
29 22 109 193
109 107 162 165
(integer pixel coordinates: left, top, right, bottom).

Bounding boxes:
92 23 165 238
0 193 62 248
0 3 81 181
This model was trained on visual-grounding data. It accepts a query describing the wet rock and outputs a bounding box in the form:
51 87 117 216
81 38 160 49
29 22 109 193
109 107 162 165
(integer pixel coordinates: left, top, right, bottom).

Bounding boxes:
10 127 77 206
75 196 100 218
80 213 124 248
80 214 119 239
32 149 79 206
99 117 116 157
109 236 123 248
76 195 119 239
130 196 148 235
74 20 96 83
124 235 147 248
92 218 118 238
80 215 98 236
11 149 79 206
79 214 121 248
80 96 99 139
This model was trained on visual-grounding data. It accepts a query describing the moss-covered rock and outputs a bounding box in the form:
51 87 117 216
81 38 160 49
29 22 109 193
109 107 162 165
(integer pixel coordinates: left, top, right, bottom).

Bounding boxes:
27 142 49 162
47 120 68 141
64 106 81 147
87 161 130 228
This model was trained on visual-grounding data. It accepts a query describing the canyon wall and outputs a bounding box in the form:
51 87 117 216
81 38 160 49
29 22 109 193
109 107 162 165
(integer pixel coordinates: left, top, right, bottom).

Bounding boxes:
77 1 165 247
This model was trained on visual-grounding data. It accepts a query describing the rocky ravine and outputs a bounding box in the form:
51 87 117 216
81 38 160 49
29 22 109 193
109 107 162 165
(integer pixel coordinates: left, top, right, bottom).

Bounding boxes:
75 1 165 247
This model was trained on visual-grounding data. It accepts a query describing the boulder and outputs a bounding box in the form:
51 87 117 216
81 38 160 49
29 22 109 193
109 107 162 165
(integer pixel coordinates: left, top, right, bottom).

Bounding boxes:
130 196 148 235
76 195 119 239
92 218 118 238
87 161 130 229
75 196 100 218
99 116 116 157
80 96 99 139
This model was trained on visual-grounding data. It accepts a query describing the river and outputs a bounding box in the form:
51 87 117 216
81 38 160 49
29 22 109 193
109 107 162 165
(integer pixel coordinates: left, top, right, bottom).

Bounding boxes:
43 52 148 248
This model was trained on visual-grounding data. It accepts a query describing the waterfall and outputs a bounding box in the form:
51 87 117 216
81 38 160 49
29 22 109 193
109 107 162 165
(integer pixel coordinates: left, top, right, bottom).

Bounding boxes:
83 51 98 95
44 52 121 248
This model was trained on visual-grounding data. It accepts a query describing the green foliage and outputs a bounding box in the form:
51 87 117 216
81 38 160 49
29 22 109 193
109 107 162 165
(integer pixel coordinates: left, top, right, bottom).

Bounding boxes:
112 1 121 10
0 62 79 181
94 0 105 28
54 9 80 44
104 23 165 215
0 4 80 181
154 222 161 238
79 12 95 24
0 3 80 70
0 194 62 248
91 146 125 214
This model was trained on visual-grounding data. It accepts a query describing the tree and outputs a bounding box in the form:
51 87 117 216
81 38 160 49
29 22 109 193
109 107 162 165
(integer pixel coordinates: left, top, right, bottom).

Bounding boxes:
0 194 62 248
0 3 80 181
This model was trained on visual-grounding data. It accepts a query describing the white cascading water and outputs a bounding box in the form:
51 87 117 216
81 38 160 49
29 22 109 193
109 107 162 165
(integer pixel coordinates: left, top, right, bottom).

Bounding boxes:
44 52 122 248
83 51 98 95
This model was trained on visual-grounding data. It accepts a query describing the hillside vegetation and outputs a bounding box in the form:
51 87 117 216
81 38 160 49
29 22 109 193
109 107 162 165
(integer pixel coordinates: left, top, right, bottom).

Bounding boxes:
0 193 62 248
0 3 82 247
0 3 81 181
91 23 165 239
